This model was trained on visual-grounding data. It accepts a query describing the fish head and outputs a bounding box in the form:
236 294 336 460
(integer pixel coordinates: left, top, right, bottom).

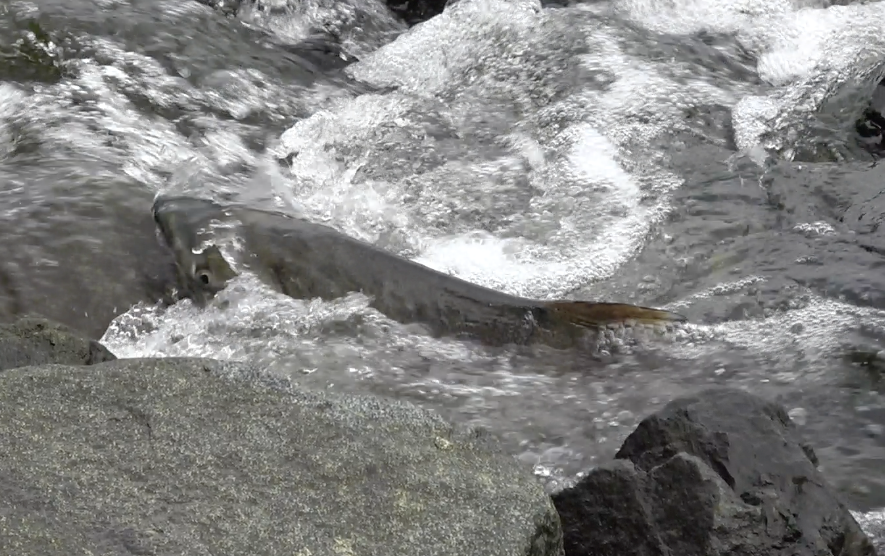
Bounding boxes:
152 196 239 305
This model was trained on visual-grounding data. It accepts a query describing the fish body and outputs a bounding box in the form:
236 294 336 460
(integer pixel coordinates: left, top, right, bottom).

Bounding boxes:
152 196 686 348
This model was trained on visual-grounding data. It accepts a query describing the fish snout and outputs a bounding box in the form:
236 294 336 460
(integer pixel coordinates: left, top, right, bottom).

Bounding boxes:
150 196 237 304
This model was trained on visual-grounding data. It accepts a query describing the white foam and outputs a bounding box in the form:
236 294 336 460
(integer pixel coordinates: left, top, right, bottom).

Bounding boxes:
754 5 883 87
269 5 744 298
616 0 885 161
101 273 366 361
614 0 795 37
412 124 652 296
853 510 885 549
11 48 203 191
739 2 885 158
198 129 254 170
667 276 768 308
101 272 501 381
732 95 781 153
347 0 541 95
2 30 350 197
667 290 885 371
792 221 836 237
0 83 27 160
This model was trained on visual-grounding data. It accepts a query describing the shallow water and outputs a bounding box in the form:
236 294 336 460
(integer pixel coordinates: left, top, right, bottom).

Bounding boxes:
3 0 885 535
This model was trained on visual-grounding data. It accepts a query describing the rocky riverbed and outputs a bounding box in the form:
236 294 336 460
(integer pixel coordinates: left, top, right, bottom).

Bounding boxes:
0 317 879 556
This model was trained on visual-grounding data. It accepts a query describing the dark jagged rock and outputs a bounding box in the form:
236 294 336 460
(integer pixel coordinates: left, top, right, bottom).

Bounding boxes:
0 358 563 556
0 317 116 372
553 387 877 556
194 0 243 17
0 19 72 83
384 0 447 26
855 80 885 156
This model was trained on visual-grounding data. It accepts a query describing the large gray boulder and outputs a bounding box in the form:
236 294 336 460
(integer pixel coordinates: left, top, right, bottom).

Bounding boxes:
552 387 877 556
0 358 563 556
0 316 116 372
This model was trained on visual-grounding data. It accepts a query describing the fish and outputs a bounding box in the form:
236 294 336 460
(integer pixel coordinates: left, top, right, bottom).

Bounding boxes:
152 196 687 349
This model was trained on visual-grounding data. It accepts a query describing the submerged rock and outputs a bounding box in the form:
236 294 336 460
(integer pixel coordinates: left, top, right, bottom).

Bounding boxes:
0 317 115 372
0 358 563 556
0 192 180 339
553 387 877 556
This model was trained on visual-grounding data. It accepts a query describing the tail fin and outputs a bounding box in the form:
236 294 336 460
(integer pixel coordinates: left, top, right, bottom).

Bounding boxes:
540 301 687 328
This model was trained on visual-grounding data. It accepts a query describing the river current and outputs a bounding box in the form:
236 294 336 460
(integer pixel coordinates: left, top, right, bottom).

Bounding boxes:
3 0 885 541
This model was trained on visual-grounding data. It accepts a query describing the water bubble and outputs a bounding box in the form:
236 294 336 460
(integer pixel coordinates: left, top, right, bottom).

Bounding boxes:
787 407 807 426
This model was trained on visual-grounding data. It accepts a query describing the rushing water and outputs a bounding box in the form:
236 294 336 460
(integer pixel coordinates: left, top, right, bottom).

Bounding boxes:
3 0 885 538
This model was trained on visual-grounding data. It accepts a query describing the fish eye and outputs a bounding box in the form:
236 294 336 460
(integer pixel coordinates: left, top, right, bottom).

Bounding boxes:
195 270 212 286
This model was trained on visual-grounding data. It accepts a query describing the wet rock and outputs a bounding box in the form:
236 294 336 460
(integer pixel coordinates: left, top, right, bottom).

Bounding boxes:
855 81 885 156
552 387 877 556
194 0 242 16
0 317 115 372
385 0 447 26
237 0 406 60
0 19 72 84
0 358 563 556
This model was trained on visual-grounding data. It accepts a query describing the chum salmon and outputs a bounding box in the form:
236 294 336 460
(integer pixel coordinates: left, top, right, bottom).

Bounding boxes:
152 196 686 349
